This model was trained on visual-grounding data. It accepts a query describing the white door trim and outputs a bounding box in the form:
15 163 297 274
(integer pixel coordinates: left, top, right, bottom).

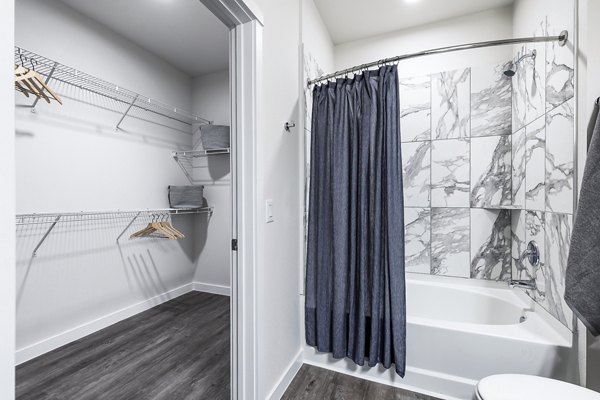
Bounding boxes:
199 1 263 399
0 1 16 399
229 19 261 400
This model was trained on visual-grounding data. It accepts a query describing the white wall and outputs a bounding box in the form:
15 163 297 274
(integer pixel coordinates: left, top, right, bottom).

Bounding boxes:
578 0 600 391
191 70 231 291
334 6 514 79
0 0 15 397
301 0 335 75
15 0 198 363
251 0 303 397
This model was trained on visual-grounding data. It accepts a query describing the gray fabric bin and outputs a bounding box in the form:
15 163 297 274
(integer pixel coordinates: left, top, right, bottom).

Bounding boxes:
168 185 204 208
201 125 230 150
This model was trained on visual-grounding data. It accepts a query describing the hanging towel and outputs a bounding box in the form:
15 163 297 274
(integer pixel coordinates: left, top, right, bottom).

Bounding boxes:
200 124 230 150
565 99 600 336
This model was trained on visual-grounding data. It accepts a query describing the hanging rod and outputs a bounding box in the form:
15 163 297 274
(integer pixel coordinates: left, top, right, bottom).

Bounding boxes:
17 207 213 257
308 30 569 86
15 207 213 226
14 46 212 127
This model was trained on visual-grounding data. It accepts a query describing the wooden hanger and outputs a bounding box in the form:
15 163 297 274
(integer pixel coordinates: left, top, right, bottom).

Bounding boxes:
160 221 185 239
14 64 63 105
129 214 182 240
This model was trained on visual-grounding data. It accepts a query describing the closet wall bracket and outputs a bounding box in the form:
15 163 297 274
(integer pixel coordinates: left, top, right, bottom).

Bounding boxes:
116 94 140 131
172 152 195 184
30 61 58 113
116 211 142 243
31 215 61 257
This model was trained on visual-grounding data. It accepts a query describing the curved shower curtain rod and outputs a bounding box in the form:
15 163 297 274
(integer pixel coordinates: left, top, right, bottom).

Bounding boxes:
307 30 569 86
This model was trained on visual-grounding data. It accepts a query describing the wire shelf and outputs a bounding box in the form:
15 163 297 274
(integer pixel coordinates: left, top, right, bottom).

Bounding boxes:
173 148 231 158
172 148 230 183
16 207 213 256
15 207 212 226
14 46 211 128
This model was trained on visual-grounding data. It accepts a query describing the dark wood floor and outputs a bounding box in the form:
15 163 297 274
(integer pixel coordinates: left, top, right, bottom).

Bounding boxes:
283 364 441 400
16 291 230 400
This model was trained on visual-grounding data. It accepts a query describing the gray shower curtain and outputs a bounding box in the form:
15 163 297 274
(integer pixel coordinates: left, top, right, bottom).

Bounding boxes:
305 65 406 376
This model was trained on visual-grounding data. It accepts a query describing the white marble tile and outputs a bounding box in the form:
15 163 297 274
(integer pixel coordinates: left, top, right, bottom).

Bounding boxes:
431 68 471 139
546 4 575 111
512 127 526 207
545 99 574 214
431 207 470 278
525 116 546 211
524 22 547 125
471 62 512 137
544 212 574 329
400 76 431 142
512 44 527 133
470 209 511 281
470 135 512 208
402 141 431 207
404 207 431 274
431 139 470 207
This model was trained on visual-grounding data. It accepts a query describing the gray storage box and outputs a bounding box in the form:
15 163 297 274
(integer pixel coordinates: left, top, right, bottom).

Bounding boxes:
168 185 204 208
201 124 230 150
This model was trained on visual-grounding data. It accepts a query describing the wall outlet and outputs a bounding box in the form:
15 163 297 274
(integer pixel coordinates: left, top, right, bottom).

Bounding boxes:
265 199 274 223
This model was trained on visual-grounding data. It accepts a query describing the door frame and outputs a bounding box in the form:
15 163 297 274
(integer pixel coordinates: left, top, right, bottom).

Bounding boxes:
0 1 16 399
198 1 263 399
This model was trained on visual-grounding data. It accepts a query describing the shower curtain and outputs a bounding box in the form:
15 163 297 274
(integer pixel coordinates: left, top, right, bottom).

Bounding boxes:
305 65 406 376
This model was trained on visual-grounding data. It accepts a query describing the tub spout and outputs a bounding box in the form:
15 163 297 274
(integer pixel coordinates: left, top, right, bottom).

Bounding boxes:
509 279 537 291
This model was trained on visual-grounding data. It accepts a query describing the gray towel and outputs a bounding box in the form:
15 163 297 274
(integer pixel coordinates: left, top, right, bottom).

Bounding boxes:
201 124 230 150
168 185 204 208
565 99 600 336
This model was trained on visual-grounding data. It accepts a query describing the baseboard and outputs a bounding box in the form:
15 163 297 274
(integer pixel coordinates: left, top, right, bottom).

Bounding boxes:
16 283 194 365
192 281 231 296
267 349 303 400
303 346 472 400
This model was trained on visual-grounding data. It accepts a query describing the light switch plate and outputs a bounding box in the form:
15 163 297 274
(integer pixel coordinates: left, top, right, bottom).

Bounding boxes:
266 199 274 223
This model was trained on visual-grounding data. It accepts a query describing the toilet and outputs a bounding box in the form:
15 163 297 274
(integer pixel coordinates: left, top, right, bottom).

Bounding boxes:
475 374 600 400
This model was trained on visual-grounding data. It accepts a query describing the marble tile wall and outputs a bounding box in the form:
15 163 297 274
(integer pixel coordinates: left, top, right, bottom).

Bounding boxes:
402 62 515 281
508 6 575 329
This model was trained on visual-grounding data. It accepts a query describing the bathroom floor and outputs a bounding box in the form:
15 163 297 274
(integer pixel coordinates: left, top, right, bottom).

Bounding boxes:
16 292 230 400
283 364 441 400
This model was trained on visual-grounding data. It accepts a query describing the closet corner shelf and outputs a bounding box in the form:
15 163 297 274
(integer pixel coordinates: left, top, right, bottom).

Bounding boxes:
172 149 231 158
14 46 211 129
16 207 213 257
172 149 230 183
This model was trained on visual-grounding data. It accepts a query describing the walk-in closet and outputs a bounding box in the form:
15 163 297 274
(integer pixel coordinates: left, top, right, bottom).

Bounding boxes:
14 0 233 398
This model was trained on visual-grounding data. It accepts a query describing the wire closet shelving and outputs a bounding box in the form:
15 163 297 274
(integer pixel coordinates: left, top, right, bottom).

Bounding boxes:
16 207 213 256
14 46 212 130
172 149 231 183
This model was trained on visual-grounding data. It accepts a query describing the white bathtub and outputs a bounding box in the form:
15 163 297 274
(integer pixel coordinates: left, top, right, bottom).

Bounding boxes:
303 274 576 400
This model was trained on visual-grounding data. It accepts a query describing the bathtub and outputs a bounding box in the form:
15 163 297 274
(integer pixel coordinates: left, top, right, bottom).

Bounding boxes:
303 274 575 400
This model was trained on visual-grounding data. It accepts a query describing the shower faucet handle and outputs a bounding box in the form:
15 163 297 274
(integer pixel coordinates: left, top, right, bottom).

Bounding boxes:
521 240 540 268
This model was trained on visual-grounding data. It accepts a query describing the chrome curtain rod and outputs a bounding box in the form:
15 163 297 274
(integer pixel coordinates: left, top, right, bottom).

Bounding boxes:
307 30 569 86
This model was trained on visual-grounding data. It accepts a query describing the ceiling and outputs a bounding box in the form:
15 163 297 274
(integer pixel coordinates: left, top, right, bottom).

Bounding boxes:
313 0 515 45
58 0 229 77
